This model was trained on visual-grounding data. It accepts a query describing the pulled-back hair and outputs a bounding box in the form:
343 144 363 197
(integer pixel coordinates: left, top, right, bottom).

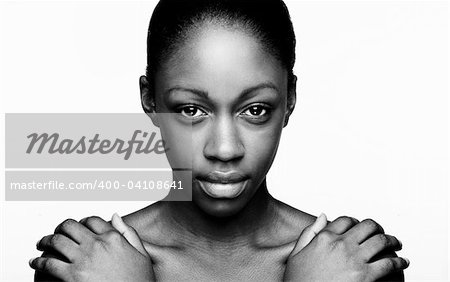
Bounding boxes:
146 0 296 81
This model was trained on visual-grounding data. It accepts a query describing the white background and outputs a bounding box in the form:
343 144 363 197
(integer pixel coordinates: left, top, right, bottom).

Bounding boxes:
0 1 448 281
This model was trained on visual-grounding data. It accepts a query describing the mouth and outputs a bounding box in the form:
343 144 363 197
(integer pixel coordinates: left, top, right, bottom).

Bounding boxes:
196 171 249 199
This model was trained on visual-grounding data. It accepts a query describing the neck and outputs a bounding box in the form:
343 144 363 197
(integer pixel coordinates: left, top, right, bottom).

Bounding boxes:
163 180 278 248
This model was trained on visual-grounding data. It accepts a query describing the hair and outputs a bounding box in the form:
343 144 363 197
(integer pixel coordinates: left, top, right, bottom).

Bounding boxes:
146 0 296 83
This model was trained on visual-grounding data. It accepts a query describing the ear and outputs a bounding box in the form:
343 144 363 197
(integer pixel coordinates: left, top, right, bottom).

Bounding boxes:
284 74 297 127
139 75 159 127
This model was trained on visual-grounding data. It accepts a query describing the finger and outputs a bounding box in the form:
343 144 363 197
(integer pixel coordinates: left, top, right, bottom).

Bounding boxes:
34 269 64 282
345 218 384 244
111 213 149 257
369 257 410 280
322 216 359 235
80 216 115 234
359 234 402 262
29 257 70 280
143 241 159 259
290 213 327 257
36 234 79 262
54 218 95 245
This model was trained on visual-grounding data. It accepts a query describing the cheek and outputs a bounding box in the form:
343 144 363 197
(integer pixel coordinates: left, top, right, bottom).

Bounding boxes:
157 116 194 169
243 124 283 175
190 120 283 174
243 106 285 167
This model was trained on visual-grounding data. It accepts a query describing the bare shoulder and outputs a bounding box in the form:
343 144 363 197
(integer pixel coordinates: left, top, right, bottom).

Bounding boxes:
121 201 172 245
273 197 316 228
262 197 318 247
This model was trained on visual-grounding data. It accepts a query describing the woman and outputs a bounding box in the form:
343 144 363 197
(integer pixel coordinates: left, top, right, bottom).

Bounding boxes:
31 0 409 280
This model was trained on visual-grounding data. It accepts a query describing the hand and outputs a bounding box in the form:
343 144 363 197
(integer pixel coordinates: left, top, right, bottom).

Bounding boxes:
284 216 409 282
110 213 149 258
287 213 328 258
31 214 155 282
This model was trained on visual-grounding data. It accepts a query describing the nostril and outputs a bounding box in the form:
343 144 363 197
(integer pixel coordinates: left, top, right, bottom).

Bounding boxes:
203 117 245 162
203 136 245 162
204 143 244 162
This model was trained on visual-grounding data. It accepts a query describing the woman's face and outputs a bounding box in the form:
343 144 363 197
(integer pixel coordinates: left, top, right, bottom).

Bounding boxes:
150 24 295 217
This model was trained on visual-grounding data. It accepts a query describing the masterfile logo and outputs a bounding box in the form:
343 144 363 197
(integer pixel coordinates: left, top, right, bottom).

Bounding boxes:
4 113 192 201
26 130 167 160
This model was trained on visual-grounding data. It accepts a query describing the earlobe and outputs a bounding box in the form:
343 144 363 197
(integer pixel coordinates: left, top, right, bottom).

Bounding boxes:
139 75 159 127
284 74 297 127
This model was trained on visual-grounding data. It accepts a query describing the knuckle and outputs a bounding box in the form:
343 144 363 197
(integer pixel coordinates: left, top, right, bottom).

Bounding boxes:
337 216 354 226
92 237 107 251
103 230 122 243
363 218 384 233
84 216 101 226
49 234 61 246
331 238 346 250
350 216 360 224
377 234 389 247
57 218 76 233
317 230 334 243
42 259 56 273
381 259 395 272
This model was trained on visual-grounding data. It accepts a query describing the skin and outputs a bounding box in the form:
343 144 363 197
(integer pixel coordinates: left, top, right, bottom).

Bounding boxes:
32 24 407 281
135 24 308 280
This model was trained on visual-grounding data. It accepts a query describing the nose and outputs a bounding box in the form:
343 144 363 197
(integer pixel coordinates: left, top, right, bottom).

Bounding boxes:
203 115 245 162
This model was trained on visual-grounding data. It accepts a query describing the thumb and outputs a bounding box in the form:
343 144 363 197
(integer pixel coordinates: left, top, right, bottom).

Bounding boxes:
111 213 149 258
289 213 327 257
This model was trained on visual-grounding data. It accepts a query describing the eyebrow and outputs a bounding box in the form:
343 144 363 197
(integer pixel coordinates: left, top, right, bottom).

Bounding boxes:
165 82 280 100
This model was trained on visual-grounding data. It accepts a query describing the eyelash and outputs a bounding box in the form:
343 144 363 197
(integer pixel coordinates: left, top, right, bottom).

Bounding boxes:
241 104 270 117
175 105 207 119
175 104 272 121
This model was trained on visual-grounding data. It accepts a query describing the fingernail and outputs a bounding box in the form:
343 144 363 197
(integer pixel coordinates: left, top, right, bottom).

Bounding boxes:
29 257 36 266
36 239 40 248
398 239 403 248
404 258 410 266
112 212 120 221
318 213 327 222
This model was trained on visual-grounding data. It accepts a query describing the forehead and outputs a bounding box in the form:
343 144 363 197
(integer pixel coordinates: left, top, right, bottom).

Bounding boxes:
155 24 287 98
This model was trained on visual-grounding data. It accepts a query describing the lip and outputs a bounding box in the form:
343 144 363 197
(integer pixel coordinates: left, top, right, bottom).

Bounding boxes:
196 171 248 198
198 171 248 184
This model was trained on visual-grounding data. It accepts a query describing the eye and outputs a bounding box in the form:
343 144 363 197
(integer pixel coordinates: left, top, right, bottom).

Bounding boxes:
178 105 207 118
242 105 269 117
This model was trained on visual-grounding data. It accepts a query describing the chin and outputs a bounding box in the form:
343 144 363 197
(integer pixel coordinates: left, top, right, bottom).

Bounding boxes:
192 187 250 218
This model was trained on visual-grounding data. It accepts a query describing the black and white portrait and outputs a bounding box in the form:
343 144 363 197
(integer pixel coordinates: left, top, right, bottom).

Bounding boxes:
0 0 448 281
